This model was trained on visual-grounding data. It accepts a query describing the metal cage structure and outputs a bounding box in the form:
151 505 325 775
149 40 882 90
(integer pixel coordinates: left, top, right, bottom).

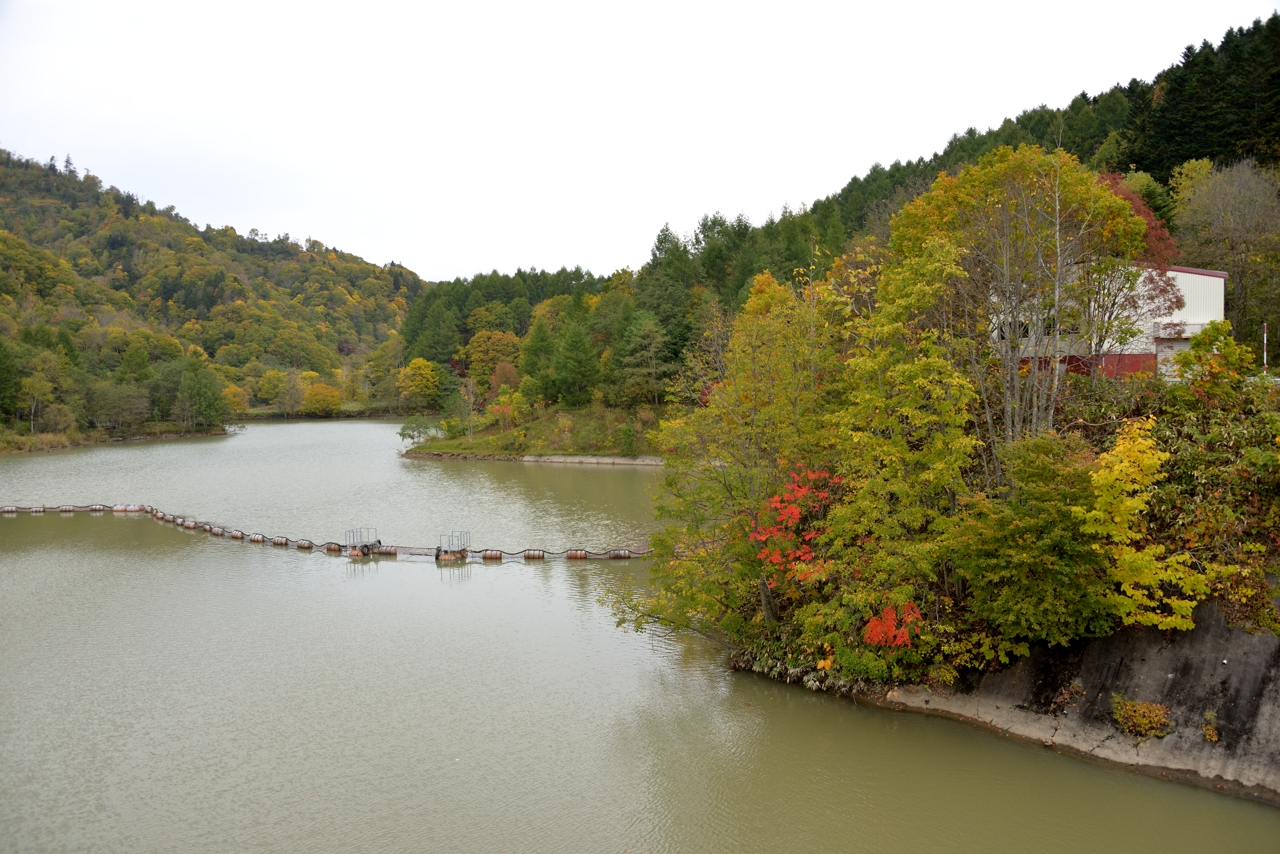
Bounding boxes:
344 527 379 547
438 531 470 551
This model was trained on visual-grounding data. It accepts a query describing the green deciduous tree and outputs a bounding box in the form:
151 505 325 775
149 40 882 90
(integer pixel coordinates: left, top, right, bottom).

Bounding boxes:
618 272 839 640
939 433 1114 655
91 381 151 431
174 362 227 428
117 341 152 383
18 374 53 433
891 145 1152 479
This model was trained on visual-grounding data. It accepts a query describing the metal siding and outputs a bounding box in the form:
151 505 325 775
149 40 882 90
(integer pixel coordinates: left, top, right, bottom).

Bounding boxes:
1161 270 1225 330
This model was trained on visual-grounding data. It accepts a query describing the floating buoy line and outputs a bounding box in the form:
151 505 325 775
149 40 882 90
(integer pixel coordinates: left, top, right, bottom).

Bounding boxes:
0 504 652 563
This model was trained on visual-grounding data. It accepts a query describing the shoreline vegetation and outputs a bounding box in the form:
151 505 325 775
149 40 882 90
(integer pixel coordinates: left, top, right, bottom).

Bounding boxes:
0 423 227 454
593 143 1279 803
3 12 1280 803
404 450 662 466
402 404 663 460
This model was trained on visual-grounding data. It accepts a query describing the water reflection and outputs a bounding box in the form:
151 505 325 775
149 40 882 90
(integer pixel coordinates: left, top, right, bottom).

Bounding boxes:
1 422 1278 853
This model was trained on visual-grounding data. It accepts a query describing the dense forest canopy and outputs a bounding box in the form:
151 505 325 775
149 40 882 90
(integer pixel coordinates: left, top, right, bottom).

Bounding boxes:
612 145 1280 688
590 14 1280 687
2 12 1279 445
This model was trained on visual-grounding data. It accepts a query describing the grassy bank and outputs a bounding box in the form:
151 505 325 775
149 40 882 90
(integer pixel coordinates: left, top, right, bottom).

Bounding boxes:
0 424 227 455
408 405 662 458
236 400 403 420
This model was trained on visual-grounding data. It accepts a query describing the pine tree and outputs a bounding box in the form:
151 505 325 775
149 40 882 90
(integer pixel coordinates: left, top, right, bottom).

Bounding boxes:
0 338 17 421
519 316 557 401
552 322 598 407
411 302 461 364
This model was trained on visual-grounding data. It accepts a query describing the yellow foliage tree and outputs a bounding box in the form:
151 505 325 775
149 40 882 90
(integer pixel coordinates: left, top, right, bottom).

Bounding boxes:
300 383 342 417
1075 417 1208 630
221 384 249 413
258 369 287 404
396 358 440 409
464 331 521 395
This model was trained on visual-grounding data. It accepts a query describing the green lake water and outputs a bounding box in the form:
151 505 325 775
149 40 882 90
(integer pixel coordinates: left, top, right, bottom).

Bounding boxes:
1 420 1278 852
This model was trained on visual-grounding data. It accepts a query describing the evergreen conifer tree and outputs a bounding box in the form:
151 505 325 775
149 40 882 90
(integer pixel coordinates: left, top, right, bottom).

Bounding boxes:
552 322 598 407
519 316 557 401
0 338 17 420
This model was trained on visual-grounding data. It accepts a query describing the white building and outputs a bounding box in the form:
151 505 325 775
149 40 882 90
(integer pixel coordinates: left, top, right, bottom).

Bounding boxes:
1097 265 1227 377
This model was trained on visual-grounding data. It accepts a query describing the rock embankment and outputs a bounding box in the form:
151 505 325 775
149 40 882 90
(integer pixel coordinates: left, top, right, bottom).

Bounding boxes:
731 603 1280 806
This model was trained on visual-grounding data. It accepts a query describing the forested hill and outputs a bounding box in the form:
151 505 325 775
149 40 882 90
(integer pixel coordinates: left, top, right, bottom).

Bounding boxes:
2 11 1277 442
398 13 1280 390
0 150 424 372
615 12 1280 313
836 15 1279 228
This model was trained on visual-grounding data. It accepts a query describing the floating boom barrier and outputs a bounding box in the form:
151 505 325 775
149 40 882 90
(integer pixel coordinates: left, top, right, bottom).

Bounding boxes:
0 504 653 562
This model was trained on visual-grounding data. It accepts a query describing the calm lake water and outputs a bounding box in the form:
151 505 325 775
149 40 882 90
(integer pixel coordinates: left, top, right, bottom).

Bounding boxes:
2 420 1278 853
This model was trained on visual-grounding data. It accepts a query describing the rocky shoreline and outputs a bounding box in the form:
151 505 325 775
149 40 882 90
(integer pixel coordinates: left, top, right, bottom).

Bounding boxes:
729 602 1280 808
403 450 663 466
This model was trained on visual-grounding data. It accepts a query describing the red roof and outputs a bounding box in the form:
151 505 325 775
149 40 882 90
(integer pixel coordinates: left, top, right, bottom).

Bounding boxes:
1167 265 1228 279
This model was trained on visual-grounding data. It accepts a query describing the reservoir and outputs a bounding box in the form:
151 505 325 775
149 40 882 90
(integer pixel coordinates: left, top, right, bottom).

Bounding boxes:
2 420 1278 852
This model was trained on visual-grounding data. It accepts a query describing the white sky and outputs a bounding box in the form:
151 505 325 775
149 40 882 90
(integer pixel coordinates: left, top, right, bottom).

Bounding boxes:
1 1 1276 281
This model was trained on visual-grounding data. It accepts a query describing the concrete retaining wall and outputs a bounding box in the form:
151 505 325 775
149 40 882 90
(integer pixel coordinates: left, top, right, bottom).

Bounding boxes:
882 603 1280 804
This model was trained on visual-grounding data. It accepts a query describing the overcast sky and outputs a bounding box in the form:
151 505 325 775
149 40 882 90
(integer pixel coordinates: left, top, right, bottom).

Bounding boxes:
0 1 1275 281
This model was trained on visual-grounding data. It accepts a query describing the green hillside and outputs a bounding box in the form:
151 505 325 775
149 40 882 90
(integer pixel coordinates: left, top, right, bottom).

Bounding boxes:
3 12 1278 449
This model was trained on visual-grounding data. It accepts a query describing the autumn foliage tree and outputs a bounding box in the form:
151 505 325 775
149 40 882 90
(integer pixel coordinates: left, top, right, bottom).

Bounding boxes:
891 145 1160 479
396 357 441 410
620 151 1280 688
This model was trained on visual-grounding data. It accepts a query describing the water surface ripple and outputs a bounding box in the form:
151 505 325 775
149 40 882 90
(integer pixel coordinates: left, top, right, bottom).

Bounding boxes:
1 421 1278 852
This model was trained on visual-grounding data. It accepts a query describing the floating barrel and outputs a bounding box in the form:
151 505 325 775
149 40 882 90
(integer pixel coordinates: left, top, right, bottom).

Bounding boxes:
347 548 362 558
59 505 75 514
90 504 107 513
609 549 631 559
184 521 197 530
211 527 225 537
30 506 44 515
127 504 145 513
164 515 175 524
202 524 212 532
249 533 265 544
153 510 163 519
230 530 244 540
565 550 588 560
297 540 313 550
325 542 342 553
524 549 545 559
378 545 397 556
175 517 185 526
272 536 289 547
113 504 127 513
1 506 16 515
482 549 503 561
